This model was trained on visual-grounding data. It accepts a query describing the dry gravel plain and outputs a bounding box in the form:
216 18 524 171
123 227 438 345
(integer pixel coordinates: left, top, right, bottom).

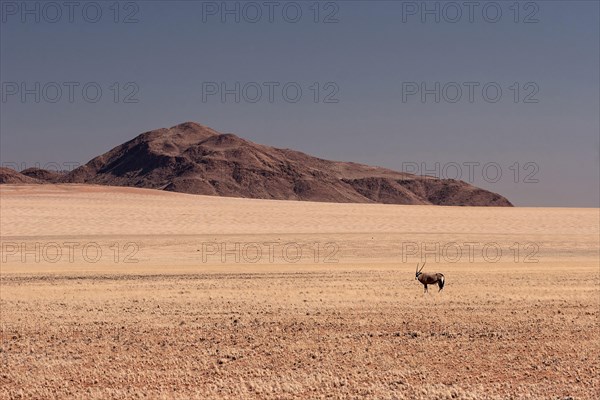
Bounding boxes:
0 185 598 399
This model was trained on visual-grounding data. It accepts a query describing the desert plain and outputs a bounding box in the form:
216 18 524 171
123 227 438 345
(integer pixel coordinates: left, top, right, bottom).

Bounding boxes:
0 184 598 399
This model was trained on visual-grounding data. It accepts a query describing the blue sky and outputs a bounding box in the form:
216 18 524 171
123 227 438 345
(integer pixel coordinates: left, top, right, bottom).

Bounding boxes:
1 0 598 206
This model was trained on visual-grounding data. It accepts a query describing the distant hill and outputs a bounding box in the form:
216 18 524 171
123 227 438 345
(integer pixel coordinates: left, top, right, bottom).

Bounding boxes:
0 167 42 184
47 122 511 206
21 168 64 183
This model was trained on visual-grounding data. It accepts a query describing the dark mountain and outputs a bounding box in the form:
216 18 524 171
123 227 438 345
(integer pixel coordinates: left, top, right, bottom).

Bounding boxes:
57 122 512 206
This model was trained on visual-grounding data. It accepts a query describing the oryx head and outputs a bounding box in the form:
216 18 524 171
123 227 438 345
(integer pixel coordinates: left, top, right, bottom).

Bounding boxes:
415 262 425 280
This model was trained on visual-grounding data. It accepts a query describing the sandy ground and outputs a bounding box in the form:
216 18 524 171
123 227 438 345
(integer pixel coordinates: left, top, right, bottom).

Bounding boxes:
0 184 598 399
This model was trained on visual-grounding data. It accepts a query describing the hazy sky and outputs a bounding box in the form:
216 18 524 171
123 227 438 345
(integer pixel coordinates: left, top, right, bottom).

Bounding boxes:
1 0 598 207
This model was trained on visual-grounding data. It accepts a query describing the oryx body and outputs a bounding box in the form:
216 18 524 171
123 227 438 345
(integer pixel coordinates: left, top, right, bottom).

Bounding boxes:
415 263 445 293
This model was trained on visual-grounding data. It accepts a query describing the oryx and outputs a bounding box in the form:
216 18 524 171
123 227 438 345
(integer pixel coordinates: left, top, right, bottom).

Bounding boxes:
415 263 445 293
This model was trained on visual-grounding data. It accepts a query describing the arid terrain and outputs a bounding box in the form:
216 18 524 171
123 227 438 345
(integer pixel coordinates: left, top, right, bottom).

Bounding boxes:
0 184 598 399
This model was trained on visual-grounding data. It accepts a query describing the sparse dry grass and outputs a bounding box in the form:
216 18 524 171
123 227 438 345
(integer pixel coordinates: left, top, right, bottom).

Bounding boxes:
0 185 598 399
